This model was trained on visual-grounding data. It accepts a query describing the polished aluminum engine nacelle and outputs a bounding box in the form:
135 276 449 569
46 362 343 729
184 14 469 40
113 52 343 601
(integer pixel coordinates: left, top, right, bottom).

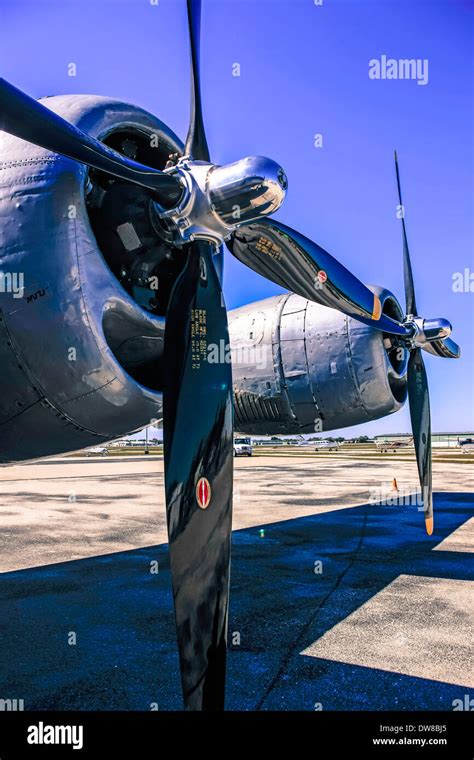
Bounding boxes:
0 95 182 462
229 289 409 434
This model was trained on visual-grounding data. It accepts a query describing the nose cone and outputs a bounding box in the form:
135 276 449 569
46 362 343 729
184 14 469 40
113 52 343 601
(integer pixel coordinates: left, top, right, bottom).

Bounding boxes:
208 156 287 226
422 318 452 342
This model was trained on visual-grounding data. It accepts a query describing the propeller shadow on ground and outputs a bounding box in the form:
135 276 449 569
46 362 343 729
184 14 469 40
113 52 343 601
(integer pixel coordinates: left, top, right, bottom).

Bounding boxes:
0 492 471 711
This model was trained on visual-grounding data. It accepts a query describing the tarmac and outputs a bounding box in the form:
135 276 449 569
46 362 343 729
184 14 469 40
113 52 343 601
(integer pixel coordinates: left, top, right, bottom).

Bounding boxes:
0 453 472 710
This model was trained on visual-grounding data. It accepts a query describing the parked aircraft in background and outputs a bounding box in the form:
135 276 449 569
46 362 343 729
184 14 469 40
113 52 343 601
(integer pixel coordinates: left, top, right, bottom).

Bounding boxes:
85 446 108 457
375 437 414 452
313 440 340 451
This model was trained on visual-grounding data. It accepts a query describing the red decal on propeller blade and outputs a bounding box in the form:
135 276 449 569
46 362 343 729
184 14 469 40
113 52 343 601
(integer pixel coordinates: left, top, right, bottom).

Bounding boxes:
196 477 211 509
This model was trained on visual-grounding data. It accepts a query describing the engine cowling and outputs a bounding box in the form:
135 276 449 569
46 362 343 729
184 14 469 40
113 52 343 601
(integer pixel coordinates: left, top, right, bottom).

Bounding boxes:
0 95 184 462
229 289 408 434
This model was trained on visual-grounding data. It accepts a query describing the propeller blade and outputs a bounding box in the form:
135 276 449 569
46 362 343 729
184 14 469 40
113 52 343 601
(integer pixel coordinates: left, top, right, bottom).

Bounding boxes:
407 348 433 535
227 219 411 335
394 150 418 316
184 0 210 161
0 78 182 207
421 336 461 359
163 240 233 710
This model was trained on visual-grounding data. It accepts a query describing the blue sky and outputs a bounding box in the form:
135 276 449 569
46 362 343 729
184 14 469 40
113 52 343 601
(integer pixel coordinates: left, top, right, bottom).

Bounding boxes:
1 0 472 436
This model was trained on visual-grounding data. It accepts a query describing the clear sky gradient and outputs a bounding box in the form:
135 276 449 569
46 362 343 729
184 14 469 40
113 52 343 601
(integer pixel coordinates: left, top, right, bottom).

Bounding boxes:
1 0 472 437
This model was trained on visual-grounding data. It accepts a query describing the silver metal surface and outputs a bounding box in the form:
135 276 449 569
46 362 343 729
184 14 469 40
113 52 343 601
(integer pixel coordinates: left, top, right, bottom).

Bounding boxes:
229 287 408 435
407 316 452 349
207 156 287 226
421 336 461 359
154 155 287 246
0 95 182 462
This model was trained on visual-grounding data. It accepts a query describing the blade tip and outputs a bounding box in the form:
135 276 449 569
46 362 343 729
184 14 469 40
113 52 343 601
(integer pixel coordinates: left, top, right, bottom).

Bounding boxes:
425 515 434 536
372 294 382 321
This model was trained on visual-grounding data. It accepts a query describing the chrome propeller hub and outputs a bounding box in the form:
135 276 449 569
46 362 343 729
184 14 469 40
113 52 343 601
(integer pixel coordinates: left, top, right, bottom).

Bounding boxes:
153 154 287 247
403 315 452 350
